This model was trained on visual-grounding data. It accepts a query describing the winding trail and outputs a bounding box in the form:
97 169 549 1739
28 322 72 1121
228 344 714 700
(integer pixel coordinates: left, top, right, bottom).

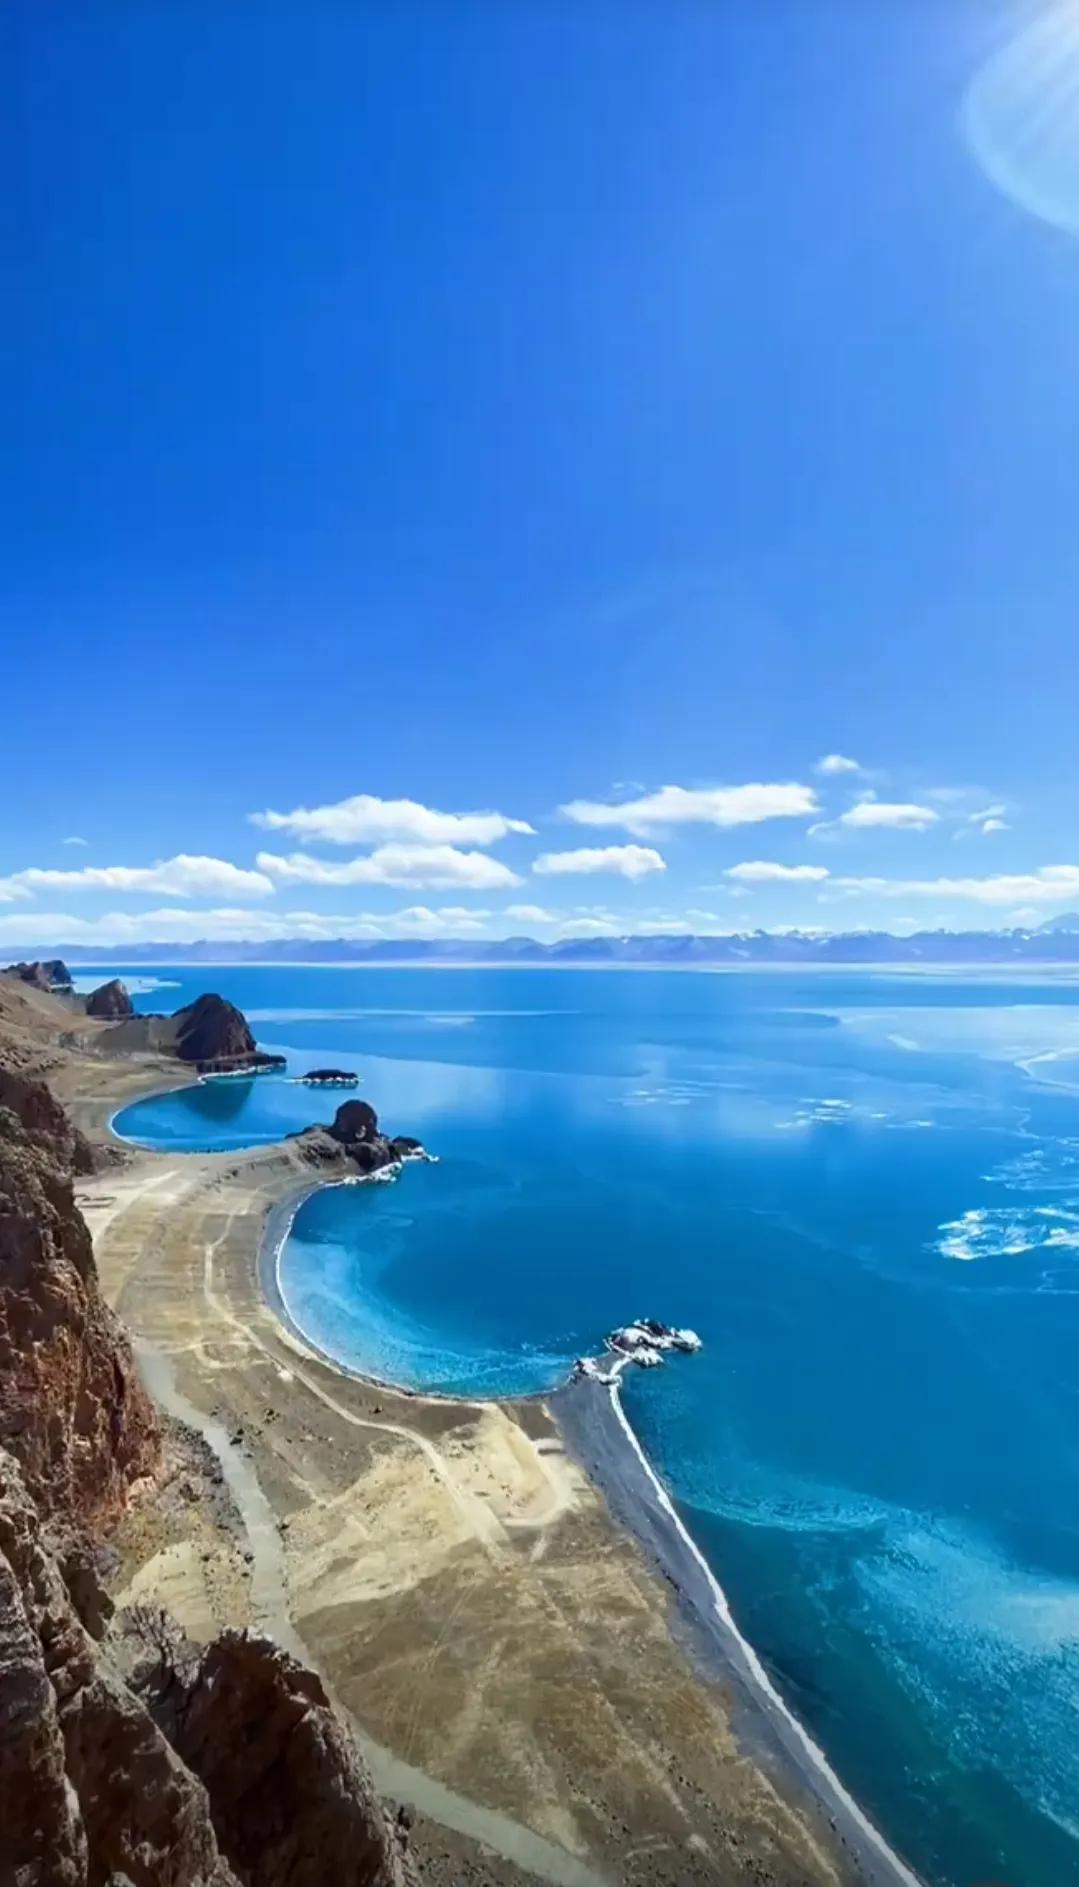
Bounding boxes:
135 1338 607 1887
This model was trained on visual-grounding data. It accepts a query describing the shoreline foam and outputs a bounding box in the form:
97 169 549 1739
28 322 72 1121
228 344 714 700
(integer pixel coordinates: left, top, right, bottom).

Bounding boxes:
254 1182 922 1886
556 1374 923 1887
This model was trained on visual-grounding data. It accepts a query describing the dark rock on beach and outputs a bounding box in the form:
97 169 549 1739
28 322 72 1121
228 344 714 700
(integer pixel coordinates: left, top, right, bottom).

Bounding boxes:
85 979 134 1021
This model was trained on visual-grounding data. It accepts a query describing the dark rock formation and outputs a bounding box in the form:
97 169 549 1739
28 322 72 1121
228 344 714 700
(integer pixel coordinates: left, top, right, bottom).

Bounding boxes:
5 958 73 993
86 978 134 1020
295 1101 426 1179
0 1066 94 1176
170 994 285 1074
0 1447 240 1887
0 1077 157 1532
329 1098 380 1144
140 1629 416 1887
172 993 256 1063
298 1068 359 1087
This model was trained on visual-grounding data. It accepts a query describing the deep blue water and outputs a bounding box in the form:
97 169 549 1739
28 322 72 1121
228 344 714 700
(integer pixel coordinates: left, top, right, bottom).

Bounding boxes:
106 964 1079 1887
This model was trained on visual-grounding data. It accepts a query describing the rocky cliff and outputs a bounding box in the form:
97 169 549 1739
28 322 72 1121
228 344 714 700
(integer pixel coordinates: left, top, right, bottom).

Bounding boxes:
5 958 74 993
85 978 134 1020
0 1065 419 1887
0 1073 157 1532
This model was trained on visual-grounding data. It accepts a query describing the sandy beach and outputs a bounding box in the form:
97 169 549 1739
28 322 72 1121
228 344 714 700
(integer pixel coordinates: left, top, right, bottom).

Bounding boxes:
37 1020 918 1887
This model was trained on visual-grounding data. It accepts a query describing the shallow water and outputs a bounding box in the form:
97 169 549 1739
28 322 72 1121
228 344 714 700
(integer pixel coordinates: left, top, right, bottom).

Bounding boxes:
112 964 1079 1887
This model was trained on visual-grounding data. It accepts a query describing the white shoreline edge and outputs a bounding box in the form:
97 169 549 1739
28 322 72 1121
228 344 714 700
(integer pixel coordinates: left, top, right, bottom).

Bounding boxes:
604 1378 924 1887
266 1176 922 1884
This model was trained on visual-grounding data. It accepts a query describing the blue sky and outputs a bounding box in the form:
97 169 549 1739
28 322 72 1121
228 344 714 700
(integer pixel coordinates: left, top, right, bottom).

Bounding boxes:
6 0 1079 949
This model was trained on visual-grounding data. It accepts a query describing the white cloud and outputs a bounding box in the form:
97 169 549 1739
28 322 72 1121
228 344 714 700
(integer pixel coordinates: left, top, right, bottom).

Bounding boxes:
504 903 558 925
979 817 1008 835
816 754 861 775
0 904 497 947
62 835 88 847
833 867 1079 906
250 792 533 848
0 855 274 901
560 782 817 836
554 916 622 938
532 845 666 881
837 800 939 832
255 845 522 890
726 861 830 884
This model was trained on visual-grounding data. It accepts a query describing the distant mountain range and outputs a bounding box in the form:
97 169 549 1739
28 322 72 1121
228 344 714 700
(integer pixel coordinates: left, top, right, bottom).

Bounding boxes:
34 918 1079 967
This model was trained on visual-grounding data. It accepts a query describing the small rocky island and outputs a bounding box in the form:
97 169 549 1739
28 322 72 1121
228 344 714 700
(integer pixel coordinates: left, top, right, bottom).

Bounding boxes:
574 1319 703 1382
296 1068 360 1088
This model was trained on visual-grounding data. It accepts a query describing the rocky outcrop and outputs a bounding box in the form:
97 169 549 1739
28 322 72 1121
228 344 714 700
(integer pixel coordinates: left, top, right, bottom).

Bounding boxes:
139 1629 416 1887
86 978 134 1020
170 995 285 1074
4 959 74 993
0 1066 94 1176
296 1099 425 1178
0 1075 158 1532
0 1447 240 1887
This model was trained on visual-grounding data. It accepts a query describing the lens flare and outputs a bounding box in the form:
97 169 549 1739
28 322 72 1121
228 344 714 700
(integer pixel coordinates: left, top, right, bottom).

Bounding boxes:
964 5 1079 233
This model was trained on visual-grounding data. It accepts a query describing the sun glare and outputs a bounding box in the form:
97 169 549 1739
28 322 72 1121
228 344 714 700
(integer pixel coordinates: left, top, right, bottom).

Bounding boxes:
964 5 1079 231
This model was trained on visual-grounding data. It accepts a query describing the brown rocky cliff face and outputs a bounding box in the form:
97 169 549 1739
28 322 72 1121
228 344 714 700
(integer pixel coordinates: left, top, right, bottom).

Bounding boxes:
5 959 74 993
141 1631 417 1887
0 1064 423 1887
86 979 135 1020
0 1078 159 1533
0 1447 240 1887
0 1065 95 1177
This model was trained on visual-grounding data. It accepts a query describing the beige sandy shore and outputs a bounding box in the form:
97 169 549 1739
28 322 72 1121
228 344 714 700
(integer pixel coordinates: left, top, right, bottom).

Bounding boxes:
47 1037 871 1887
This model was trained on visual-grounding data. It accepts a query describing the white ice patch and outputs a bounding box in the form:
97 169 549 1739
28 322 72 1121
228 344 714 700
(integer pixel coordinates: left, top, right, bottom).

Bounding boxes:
937 1204 1079 1262
71 973 181 995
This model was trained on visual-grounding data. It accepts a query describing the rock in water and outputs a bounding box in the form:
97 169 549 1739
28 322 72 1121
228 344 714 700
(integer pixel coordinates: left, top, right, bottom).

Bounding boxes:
86 979 134 1020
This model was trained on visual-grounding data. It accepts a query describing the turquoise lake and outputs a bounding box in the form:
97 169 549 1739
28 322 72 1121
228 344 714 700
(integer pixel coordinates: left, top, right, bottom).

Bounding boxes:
107 963 1079 1887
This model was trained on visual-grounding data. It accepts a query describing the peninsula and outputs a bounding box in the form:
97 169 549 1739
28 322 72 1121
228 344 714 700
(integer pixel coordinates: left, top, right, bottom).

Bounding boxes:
0 963 919 1887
